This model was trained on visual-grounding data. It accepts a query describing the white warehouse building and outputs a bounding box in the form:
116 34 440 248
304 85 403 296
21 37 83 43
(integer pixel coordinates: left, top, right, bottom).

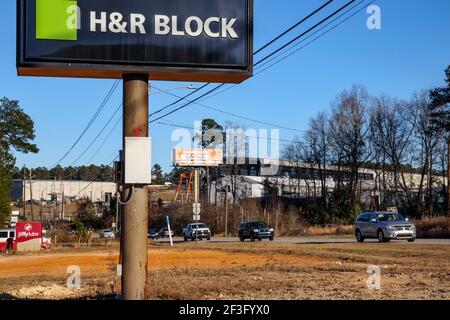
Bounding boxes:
10 180 116 203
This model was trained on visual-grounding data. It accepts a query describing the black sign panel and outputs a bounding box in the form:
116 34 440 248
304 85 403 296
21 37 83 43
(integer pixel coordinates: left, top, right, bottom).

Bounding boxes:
17 0 253 83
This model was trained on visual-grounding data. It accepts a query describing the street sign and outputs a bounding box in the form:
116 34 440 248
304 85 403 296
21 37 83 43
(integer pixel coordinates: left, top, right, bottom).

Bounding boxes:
193 203 201 215
193 215 201 221
17 0 253 83
174 148 223 167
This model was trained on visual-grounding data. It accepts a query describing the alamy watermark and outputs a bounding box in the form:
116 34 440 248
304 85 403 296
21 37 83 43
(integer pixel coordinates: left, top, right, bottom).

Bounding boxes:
366 265 381 290
66 265 81 290
171 121 280 176
366 5 382 30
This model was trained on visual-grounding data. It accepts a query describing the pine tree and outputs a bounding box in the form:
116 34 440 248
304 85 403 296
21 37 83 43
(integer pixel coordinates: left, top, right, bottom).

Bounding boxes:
0 98 38 224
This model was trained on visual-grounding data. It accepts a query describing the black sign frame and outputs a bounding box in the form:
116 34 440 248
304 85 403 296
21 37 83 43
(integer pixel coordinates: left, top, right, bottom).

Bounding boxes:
17 0 253 83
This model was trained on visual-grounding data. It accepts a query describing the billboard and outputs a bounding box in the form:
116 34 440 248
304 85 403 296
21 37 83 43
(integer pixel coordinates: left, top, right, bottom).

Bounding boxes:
17 0 253 83
16 222 42 252
173 148 223 167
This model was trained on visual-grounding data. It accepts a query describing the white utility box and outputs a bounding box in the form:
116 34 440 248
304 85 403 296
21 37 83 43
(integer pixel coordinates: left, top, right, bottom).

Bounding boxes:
124 137 152 184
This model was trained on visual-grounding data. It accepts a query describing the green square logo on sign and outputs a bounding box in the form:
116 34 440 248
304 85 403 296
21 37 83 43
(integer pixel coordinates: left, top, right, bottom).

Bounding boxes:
36 0 78 41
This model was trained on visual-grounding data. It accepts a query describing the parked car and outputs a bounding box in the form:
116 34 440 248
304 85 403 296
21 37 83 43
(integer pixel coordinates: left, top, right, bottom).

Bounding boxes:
183 223 211 241
355 212 416 243
148 228 159 240
0 229 16 252
238 221 274 242
159 227 174 238
99 229 116 239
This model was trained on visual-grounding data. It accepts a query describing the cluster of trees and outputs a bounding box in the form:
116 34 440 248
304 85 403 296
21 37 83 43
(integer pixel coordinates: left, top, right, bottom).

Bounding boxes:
276 66 450 222
11 165 114 182
0 98 38 224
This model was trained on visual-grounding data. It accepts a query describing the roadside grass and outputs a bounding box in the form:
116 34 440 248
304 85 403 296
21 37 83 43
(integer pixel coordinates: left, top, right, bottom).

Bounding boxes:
172 242 450 268
1 242 448 300
414 216 450 238
281 225 354 237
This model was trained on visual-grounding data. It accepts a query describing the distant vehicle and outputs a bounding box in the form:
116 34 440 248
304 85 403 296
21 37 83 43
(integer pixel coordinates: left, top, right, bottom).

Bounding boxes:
183 223 211 241
355 212 416 243
148 228 159 240
0 229 16 252
99 229 116 239
238 221 274 242
159 227 174 238
41 237 51 250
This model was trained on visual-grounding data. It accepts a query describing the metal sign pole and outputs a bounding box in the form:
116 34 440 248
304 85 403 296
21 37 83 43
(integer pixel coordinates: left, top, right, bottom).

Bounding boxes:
166 215 174 247
194 168 200 244
121 74 149 300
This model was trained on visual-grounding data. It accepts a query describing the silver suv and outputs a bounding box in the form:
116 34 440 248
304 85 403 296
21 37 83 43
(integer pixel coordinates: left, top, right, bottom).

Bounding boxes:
355 212 416 243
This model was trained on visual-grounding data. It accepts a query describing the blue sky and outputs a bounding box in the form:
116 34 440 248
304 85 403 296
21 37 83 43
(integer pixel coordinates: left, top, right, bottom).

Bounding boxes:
1 0 450 173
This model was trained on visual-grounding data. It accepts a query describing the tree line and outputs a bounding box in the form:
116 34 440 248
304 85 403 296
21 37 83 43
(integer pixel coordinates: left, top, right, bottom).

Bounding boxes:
11 165 114 182
273 66 450 223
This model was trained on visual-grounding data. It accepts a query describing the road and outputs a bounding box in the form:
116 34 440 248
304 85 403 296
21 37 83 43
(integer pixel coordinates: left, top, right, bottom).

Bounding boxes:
153 236 450 245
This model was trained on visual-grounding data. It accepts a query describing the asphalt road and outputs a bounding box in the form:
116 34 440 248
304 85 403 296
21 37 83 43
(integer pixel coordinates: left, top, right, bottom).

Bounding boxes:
153 236 450 245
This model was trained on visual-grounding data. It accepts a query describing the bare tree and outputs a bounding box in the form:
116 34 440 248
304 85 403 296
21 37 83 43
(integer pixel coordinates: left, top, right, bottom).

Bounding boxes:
329 85 371 213
410 91 443 215
370 95 416 209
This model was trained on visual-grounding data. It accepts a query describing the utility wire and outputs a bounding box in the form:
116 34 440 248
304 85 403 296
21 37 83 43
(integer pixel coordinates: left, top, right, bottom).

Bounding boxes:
87 115 122 164
155 120 305 145
253 0 335 55
149 0 334 119
254 0 374 73
151 85 305 133
68 1 335 167
150 0 359 123
73 155 119 198
253 0 357 67
52 80 119 167
69 103 122 166
205 0 374 101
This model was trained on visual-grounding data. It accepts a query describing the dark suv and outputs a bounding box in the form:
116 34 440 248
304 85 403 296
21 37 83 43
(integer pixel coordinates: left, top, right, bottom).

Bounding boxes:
238 221 274 242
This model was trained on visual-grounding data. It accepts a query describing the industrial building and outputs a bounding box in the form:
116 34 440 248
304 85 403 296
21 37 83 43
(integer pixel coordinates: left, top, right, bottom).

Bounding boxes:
209 159 447 206
10 179 116 204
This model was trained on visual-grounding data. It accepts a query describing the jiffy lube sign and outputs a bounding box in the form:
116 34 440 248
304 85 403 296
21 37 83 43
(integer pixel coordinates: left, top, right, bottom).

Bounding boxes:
17 0 253 82
16 222 43 252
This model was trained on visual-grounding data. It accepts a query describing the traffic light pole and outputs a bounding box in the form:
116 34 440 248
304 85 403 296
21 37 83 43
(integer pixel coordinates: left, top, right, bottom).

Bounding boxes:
121 74 149 300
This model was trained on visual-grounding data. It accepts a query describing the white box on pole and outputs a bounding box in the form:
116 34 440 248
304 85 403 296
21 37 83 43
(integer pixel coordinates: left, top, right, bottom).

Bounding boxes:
124 137 152 184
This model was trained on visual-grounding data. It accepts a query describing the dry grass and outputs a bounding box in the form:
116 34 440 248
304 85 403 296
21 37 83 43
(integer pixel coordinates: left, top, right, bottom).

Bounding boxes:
0 242 448 300
414 216 450 238
282 224 354 237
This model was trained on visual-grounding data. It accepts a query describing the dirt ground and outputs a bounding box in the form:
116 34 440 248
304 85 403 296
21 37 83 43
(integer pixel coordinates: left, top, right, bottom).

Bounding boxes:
0 242 448 300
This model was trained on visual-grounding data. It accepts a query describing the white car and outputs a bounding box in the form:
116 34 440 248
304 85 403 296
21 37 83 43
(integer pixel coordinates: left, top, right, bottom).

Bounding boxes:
99 229 115 239
183 223 211 241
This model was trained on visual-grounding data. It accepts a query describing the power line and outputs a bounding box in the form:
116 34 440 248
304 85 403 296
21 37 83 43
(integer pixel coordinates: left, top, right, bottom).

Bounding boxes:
70 1 335 167
149 0 360 123
253 0 335 55
155 120 306 145
87 115 122 164
68 0 364 168
150 84 227 123
254 0 374 74
253 0 357 68
73 155 119 198
151 85 305 133
201 0 373 102
69 103 122 166
52 80 120 167
149 0 334 120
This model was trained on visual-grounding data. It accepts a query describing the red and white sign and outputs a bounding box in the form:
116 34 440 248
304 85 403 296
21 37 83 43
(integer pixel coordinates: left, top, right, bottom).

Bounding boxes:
16 222 42 252
16 222 42 243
